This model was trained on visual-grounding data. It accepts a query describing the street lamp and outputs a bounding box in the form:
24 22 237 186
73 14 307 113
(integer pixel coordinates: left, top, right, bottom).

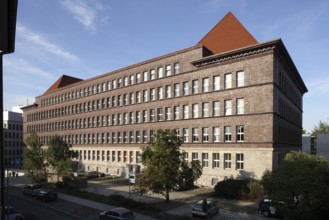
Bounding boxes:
0 1 18 220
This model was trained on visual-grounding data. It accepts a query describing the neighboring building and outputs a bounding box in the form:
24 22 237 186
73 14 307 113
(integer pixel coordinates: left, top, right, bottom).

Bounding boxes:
303 134 329 160
3 110 24 168
302 134 316 155
21 12 307 186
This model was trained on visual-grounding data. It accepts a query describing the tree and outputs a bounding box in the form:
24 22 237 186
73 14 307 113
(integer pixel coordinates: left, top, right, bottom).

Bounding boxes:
137 129 182 202
261 151 329 219
22 133 45 182
46 135 78 180
311 120 329 136
178 159 202 190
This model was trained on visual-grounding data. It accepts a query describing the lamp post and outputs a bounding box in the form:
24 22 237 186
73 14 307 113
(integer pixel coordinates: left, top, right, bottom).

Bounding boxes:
0 1 18 220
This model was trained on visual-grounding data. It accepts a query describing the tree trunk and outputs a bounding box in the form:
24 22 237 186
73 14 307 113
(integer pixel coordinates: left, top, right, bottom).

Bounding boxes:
165 188 170 202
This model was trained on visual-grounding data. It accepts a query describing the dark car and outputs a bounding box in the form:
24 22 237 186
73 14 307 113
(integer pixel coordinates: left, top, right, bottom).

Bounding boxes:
99 207 135 220
36 189 58 202
192 199 218 218
258 196 286 218
22 184 42 196
87 171 105 179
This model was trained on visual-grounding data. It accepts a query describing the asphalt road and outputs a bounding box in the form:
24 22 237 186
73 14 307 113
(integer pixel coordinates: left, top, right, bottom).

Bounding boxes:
7 187 100 220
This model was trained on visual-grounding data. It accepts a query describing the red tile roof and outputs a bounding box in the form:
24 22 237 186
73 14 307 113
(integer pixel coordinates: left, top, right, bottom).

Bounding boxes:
197 12 258 54
44 75 83 95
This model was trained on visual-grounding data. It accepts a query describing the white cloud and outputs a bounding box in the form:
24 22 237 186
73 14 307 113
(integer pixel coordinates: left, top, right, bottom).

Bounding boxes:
305 77 329 98
4 58 55 79
17 25 79 62
60 0 109 33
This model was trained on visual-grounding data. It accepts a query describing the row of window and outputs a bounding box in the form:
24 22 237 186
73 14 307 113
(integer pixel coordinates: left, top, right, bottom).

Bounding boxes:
4 131 22 139
77 149 244 170
278 98 301 125
41 62 181 107
29 71 246 122
3 123 22 130
27 99 245 133
4 141 23 148
36 125 245 145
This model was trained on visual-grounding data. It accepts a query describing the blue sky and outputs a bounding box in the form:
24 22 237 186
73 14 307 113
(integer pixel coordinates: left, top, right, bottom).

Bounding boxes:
3 0 329 133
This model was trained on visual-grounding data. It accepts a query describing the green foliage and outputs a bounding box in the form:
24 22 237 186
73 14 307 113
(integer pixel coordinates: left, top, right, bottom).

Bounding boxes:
311 120 329 135
178 159 202 190
214 178 251 199
47 135 78 179
261 151 329 219
137 129 183 202
22 133 46 182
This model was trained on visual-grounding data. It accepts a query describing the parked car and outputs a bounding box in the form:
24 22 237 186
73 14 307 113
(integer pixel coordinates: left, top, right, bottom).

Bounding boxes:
74 170 88 177
192 199 219 218
0 206 24 220
87 171 105 179
22 184 42 196
99 207 135 220
36 189 58 202
258 196 286 218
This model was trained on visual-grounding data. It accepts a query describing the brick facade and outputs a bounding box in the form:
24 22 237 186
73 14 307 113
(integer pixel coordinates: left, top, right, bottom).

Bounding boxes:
22 13 307 186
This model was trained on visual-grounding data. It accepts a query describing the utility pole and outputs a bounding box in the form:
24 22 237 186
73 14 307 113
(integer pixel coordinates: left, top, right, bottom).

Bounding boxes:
0 1 18 220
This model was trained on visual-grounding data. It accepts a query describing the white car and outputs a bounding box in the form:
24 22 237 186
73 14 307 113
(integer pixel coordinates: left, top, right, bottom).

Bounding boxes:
192 199 219 218
0 206 24 220
99 207 135 220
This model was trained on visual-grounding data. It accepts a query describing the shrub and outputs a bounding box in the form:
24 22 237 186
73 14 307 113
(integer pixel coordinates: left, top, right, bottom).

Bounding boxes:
214 178 263 200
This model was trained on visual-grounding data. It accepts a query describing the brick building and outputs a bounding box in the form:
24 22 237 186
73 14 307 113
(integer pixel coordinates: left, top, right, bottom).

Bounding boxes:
22 12 307 186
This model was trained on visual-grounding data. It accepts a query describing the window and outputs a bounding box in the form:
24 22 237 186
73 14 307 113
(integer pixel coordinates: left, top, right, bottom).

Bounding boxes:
174 106 179 120
224 73 232 89
224 100 232 115
192 152 198 162
237 98 244 115
183 152 189 163
150 88 155 101
143 110 147 122
136 73 141 83
165 107 171 120
150 109 155 122
124 113 128 124
117 132 121 143
183 105 189 119
130 131 134 143
202 78 209 92
224 126 232 142
174 83 180 97
192 128 199 142
236 126 244 142
192 104 199 118
129 112 134 124
213 76 220 91
124 76 128 86
237 71 244 87
165 85 171 98
236 153 244 170
112 80 117 89
136 131 141 143
122 94 127 105
192 80 199 94
224 153 231 169
158 87 163 100
213 127 220 142
158 67 163 78
130 74 134 85
143 71 148 82
165 65 171 76
136 111 141 123
202 102 209 117
136 91 141 103
202 127 209 142
143 130 147 143
150 69 155 80
183 81 189 96
213 153 220 168
213 101 220 116
130 92 134 104
157 108 163 121
202 153 209 167
183 128 189 142
143 90 148 102
174 62 180 74
118 78 122 88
